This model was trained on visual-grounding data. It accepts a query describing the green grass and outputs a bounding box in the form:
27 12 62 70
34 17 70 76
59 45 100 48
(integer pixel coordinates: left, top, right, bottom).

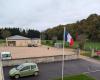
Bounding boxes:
92 56 100 60
0 39 6 46
42 40 100 50
84 42 100 50
81 50 91 57
0 39 5 44
53 74 95 80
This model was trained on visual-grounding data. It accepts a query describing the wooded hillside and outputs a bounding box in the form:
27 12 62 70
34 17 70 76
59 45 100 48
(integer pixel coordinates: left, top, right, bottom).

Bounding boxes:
42 14 100 41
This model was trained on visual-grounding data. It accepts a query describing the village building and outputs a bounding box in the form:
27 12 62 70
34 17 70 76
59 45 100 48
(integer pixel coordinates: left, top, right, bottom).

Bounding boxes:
6 35 41 47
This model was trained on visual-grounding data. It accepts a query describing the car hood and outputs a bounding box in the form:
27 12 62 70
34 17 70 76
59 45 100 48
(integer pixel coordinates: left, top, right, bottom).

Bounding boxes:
9 68 18 75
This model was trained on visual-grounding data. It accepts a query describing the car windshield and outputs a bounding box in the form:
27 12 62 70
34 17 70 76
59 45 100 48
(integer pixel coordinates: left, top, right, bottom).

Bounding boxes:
16 64 24 70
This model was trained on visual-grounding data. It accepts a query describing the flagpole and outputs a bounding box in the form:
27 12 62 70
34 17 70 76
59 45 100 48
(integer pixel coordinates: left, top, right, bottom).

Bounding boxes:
62 27 65 80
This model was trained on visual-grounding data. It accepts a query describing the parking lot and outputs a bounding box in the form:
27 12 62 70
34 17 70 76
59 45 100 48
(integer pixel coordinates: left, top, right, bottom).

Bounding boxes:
0 46 74 59
3 59 100 80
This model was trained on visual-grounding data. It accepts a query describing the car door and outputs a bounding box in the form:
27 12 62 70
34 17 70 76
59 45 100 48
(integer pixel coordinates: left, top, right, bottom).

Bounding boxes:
30 65 36 75
19 65 31 77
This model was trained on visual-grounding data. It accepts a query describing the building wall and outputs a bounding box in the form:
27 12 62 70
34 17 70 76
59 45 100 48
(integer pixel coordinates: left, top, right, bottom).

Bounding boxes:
16 40 31 46
7 39 41 47
7 40 31 47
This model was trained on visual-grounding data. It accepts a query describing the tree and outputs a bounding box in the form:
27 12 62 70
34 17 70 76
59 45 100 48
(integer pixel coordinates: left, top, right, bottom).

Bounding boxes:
1 30 11 39
27 29 40 38
77 34 87 49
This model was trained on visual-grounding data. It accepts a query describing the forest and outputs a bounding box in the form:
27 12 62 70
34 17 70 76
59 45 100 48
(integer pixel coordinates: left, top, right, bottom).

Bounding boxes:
0 28 40 39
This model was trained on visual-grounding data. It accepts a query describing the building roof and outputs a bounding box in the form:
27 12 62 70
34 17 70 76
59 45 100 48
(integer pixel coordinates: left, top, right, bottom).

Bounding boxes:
7 35 30 40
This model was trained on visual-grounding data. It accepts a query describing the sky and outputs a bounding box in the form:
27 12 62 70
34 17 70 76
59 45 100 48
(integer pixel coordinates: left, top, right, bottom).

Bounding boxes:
0 0 100 31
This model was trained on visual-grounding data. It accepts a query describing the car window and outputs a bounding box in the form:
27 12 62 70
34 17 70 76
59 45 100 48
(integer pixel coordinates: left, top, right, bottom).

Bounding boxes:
31 65 36 69
21 66 30 71
16 64 24 70
2 54 11 58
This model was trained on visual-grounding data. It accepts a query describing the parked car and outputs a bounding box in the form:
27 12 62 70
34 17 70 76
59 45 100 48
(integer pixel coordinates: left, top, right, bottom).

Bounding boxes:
0 52 12 60
28 44 38 47
9 63 39 79
32 44 38 47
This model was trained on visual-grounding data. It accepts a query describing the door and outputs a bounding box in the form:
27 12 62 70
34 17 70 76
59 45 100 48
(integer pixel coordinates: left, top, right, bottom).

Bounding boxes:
20 66 31 77
30 65 36 75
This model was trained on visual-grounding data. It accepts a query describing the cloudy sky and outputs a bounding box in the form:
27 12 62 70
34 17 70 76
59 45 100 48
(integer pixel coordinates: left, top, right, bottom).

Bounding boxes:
0 0 100 31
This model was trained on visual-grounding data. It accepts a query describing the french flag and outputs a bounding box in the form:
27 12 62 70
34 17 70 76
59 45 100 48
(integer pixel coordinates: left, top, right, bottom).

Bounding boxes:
65 32 74 46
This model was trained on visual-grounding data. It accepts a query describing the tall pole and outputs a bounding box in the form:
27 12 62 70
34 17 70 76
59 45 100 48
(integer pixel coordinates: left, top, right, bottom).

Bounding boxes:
62 27 65 80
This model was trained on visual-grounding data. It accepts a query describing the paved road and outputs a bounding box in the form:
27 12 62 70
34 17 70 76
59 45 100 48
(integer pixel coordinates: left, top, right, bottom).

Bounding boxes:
3 59 100 80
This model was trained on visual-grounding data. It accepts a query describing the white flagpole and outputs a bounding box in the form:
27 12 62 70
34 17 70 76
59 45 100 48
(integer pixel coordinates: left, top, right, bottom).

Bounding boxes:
62 27 65 80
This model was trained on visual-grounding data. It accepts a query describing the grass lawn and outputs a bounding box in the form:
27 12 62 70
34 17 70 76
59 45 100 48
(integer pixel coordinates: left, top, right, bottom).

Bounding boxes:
0 39 6 46
84 42 100 50
81 50 91 57
42 40 100 50
92 56 100 60
0 39 5 44
53 74 95 80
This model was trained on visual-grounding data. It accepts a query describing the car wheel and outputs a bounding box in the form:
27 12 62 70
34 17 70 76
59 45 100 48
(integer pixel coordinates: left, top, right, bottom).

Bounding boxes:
14 74 20 79
34 71 39 76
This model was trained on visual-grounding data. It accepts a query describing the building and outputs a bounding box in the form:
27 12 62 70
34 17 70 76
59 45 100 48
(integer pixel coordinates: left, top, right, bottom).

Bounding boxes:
6 35 41 47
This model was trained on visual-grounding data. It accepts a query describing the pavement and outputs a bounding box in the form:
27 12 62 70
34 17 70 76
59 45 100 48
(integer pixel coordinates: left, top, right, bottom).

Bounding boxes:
3 59 100 80
80 55 100 64
0 46 74 59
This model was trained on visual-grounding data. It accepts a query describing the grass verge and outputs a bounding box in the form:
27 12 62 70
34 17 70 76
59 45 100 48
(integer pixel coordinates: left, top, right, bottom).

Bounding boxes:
53 74 95 80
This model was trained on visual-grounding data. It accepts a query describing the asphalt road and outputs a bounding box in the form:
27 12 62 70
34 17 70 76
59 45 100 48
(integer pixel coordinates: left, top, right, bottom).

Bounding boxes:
3 59 100 80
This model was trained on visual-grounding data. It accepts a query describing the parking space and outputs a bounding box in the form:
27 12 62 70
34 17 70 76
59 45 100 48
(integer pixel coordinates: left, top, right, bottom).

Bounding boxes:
3 59 100 80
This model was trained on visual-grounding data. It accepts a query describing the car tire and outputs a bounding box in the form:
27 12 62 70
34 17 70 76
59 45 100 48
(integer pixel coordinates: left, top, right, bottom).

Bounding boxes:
14 74 20 79
34 71 39 76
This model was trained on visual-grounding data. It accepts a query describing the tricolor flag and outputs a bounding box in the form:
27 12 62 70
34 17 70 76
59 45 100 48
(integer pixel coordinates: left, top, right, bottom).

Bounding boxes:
65 32 74 46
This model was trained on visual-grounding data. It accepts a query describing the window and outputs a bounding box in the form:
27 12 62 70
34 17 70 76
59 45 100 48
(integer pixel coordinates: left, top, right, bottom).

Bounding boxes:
16 64 24 70
2 54 11 58
21 66 30 71
31 65 36 69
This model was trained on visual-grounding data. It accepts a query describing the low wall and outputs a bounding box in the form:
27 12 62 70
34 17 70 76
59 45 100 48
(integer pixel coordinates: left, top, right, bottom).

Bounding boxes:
2 54 79 66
